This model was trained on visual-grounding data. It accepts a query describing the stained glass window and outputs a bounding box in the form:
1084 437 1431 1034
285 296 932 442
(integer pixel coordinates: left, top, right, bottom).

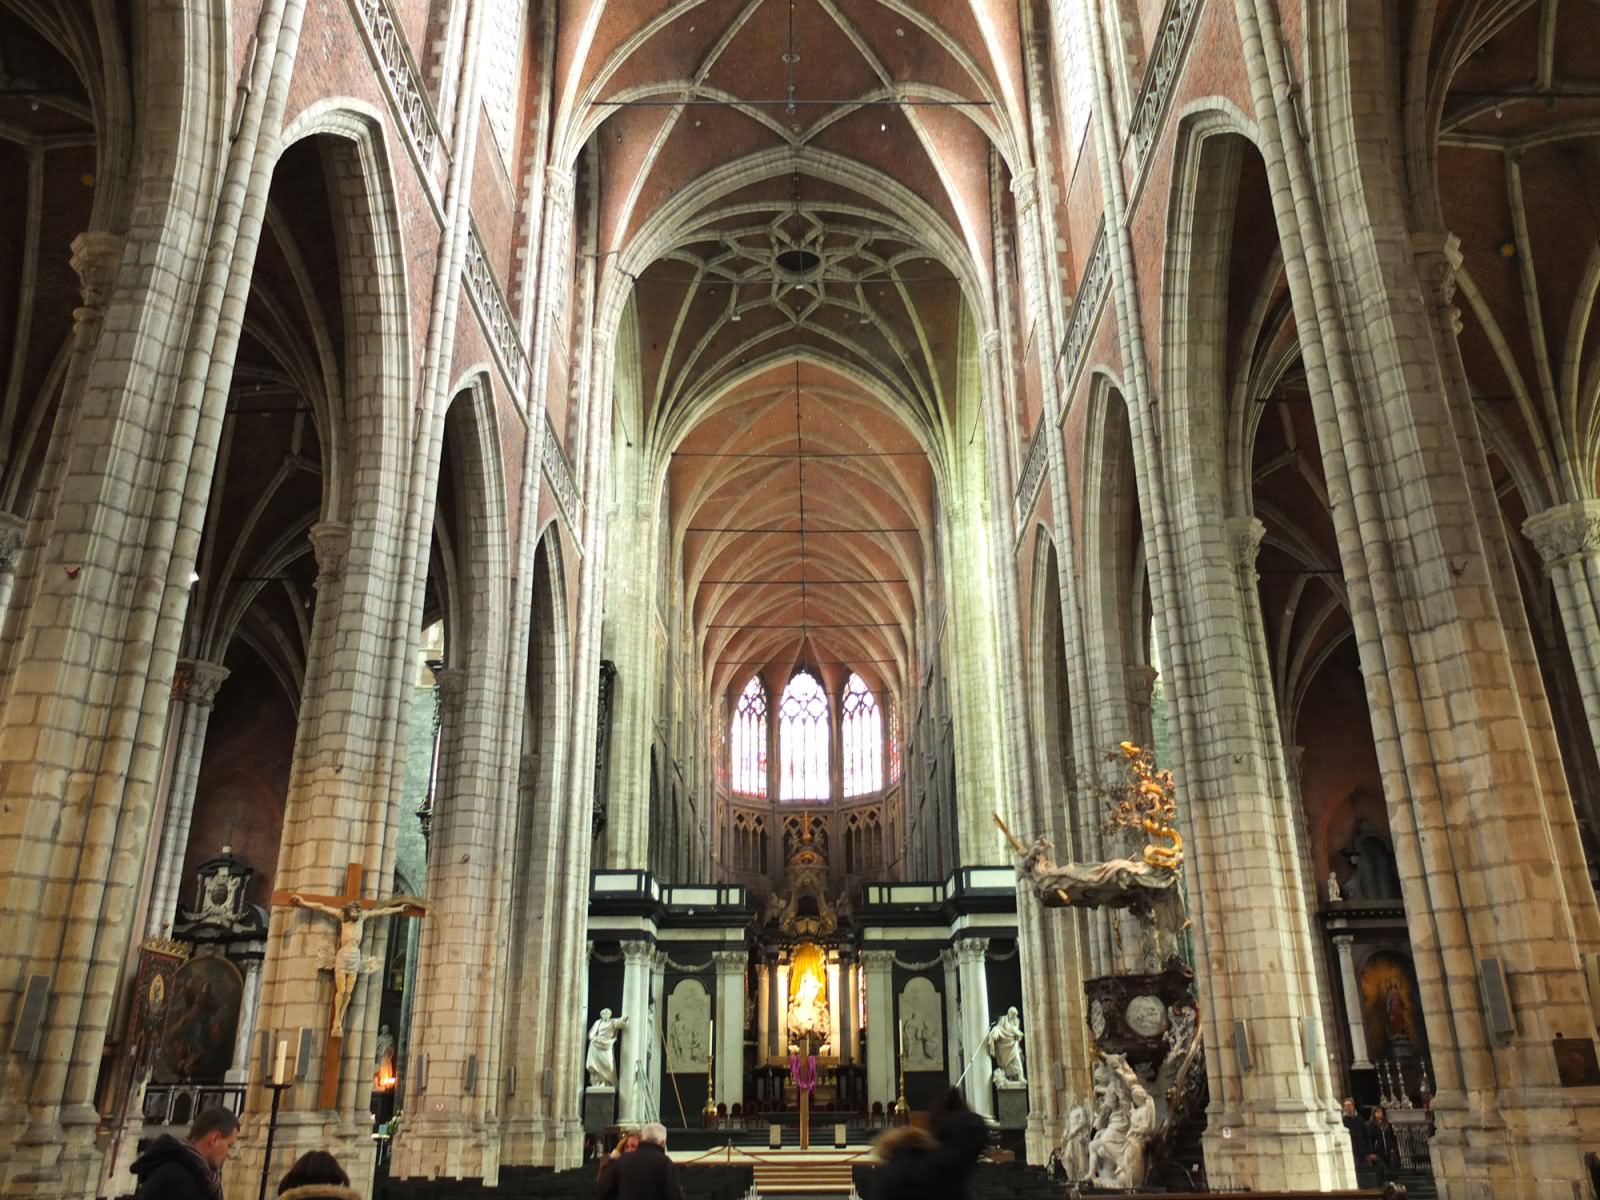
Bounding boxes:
887 701 901 785
731 676 767 797
842 673 882 797
779 670 829 801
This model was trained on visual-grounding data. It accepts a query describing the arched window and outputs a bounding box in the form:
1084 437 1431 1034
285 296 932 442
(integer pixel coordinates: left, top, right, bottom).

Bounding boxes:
779 670 829 801
731 677 767 797
842 673 882 797
887 702 901 786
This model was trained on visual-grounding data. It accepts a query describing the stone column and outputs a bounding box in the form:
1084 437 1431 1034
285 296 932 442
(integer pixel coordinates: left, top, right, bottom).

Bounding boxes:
1523 501 1600 770
839 958 855 1066
144 659 230 935
862 950 895 1110
615 941 655 1125
713 951 745 1109
826 958 842 1056
1330 936 1371 1070
757 957 773 1062
954 939 993 1117
941 949 962 1089
0 510 25 620
228 959 265 1081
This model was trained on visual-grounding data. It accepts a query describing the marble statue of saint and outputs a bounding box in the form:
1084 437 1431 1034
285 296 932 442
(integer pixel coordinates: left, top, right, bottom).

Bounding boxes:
1327 871 1342 902
1119 1063 1158 1188
985 1006 1026 1085
1060 1100 1093 1181
586 1008 628 1089
288 892 422 1035
1087 1059 1131 1186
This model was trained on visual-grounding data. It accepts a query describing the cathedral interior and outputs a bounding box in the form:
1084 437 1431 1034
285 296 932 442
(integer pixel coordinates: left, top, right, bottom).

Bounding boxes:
2 0 1600 1197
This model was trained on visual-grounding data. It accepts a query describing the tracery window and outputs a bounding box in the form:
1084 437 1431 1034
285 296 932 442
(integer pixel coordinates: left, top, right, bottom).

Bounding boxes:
841 673 883 798
731 676 768 797
887 702 901 786
779 670 829 802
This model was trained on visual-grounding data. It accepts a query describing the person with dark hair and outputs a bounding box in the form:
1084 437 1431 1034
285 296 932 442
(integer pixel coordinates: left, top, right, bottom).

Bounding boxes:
871 1125 938 1200
927 1088 989 1200
277 1150 358 1200
1341 1097 1372 1178
1367 1105 1401 1185
132 1105 240 1200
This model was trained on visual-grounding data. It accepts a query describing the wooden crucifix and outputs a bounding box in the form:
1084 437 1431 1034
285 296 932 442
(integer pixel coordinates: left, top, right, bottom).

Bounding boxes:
270 863 425 1108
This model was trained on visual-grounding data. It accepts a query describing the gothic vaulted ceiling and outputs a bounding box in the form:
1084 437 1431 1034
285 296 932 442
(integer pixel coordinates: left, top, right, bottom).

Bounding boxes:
555 0 1026 698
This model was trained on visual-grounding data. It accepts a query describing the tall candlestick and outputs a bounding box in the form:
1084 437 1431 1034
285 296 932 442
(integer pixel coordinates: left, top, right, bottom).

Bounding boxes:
273 1039 287 1085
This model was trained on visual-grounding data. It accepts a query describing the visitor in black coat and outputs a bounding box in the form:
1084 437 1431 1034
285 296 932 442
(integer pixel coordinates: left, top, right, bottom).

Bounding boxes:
597 1123 682 1200
1340 1098 1372 1173
928 1089 989 1200
133 1106 240 1200
1367 1106 1401 1183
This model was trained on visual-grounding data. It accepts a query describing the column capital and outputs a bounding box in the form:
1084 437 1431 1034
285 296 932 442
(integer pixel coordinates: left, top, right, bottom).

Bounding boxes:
953 937 988 966
70 230 125 322
308 520 350 587
545 167 575 211
1125 665 1160 710
171 658 230 707
860 949 896 973
621 939 657 966
1331 932 1356 949
1522 499 1600 568
1410 231 1464 334
433 666 468 712
712 950 747 973
0 510 25 572
1008 169 1039 213
979 329 1003 359
1226 514 1266 571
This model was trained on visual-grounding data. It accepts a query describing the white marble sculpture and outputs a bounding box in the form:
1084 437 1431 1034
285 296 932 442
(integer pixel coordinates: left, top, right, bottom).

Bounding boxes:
586 1008 628 1089
1060 1099 1093 1182
1086 1053 1157 1188
985 1006 1026 1085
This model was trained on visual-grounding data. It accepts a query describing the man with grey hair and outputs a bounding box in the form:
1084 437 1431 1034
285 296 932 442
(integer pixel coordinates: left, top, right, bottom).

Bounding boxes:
598 1122 681 1200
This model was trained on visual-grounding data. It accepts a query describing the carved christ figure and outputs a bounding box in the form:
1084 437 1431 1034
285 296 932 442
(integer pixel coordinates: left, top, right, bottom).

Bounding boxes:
289 893 422 1035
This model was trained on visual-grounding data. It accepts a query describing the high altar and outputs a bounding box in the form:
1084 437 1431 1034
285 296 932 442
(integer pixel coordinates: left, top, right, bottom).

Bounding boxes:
584 814 1026 1136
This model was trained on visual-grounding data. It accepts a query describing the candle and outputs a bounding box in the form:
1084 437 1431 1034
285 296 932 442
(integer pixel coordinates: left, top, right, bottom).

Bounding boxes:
273 1039 287 1085
897 1019 904 1058
708 1018 715 1058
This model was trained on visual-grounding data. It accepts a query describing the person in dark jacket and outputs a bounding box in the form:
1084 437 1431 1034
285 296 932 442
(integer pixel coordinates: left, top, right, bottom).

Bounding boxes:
871 1125 938 1200
276 1151 360 1200
1340 1097 1372 1176
1367 1105 1401 1183
597 1123 681 1200
928 1088 989 1200
132 1105 240 1200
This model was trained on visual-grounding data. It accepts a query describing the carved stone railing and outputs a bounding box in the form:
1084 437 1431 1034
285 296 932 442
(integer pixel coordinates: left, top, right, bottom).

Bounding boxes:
1057 225 1110 401
1015 422 1049 516
1126 0 1203 173
542 412 580 533
351 0 444 189
463 222 529 403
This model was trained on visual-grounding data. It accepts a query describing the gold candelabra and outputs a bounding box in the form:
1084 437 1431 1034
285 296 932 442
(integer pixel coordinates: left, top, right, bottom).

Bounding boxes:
703 1045 717 1124
894 1049 909 1122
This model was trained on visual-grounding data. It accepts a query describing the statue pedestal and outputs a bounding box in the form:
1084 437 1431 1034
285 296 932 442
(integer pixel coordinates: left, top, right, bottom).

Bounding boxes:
583 1086 616 1133
994 1081 1028 1129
